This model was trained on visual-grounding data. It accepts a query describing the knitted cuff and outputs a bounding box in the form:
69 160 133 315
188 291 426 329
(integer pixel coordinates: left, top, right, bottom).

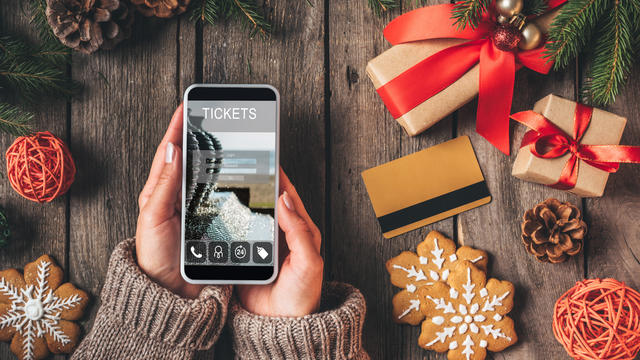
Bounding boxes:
80 239 231 354
229 282 368 360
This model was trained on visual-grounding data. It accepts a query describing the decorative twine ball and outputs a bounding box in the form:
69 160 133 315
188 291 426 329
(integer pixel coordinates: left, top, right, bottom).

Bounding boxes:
5 131 76 203
553 279 640 360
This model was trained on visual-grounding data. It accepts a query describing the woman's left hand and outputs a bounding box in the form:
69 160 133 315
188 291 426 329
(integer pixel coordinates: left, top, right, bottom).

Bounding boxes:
135 105 204 299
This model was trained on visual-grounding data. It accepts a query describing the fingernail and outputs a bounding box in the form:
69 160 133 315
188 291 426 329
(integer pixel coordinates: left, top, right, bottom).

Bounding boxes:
282 191 295 211
165 142 174 163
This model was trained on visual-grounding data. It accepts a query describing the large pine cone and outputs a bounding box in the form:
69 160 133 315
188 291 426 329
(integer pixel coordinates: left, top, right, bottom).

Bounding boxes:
46 0 135 54
130 0 190 18
521 198 587 263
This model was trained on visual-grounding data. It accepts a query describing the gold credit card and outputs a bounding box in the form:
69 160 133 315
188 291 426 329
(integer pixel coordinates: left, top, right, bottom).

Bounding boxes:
362 136 491 238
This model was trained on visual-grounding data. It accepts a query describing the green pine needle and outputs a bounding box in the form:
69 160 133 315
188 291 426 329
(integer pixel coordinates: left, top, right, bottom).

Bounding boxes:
188 0 270 38
583 0 634 105
27 0 57 41
0 207 9 248
523 0 547 16
452 0 490 30
190 0 220 24
0 57 78 103
0 103 34 136
544 0 609 69
231 0 271 38
368 0 399 16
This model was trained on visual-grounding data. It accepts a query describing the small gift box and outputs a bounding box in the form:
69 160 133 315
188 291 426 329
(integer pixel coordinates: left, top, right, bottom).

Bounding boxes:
366 4 559 155
511 94 637 197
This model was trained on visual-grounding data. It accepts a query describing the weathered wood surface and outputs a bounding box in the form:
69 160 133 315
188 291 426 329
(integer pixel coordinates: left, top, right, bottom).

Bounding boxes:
1 0 639 359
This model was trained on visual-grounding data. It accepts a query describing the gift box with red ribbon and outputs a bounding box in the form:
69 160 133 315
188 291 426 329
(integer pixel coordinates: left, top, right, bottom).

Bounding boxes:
511 94 640 197
366 2 562 155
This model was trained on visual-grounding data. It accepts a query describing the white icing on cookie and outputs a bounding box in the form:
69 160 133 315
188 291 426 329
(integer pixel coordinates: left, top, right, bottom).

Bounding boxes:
462 335 474 360
459 323 468 334
406 284 416 293
392 264 428 282
479 340 488 348
425 326 456 346
430 270 440 281
493 314 502 322
462 267 476 304
442 269 450 281
397 299 421 319
449 288 459 299
431 238 445 269
451 316 463 324
432 316 445 325
449 254 458 262
479 288 488 297
419 256 428 265
470 256 484 263
474 314 486 322
449 341 458 350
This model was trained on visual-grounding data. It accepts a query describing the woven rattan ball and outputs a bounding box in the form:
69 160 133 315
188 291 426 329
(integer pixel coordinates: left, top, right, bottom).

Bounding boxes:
553 278 640 360
6 131 76 203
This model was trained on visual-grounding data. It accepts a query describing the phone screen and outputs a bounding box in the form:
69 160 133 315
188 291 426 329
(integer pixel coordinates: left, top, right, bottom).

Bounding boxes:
182 86 278 283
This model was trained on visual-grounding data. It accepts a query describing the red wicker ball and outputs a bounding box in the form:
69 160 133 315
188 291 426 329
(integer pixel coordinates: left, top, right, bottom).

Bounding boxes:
553 278 640 360
5 131 76 203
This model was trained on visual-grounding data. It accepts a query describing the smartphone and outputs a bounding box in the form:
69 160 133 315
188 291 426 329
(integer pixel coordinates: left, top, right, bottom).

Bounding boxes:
181 84 279 284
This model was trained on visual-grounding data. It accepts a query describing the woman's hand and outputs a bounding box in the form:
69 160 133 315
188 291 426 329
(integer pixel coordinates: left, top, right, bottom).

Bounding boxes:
237 169 324 317
136 105 204 299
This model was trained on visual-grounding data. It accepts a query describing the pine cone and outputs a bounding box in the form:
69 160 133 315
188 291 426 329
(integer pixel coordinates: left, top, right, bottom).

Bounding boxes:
130 0 190 18
46 0 135 54
521 198 587 263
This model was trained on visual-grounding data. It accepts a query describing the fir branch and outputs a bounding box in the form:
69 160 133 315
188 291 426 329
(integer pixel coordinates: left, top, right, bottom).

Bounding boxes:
544 0 609 69
584 0 634 105
368 0 398 16
32 40 71 67
0 57 78 103
523 0 547 17
27 0 57 41
452 0 490 30
0 35 70 68
189 0 220 24
231 0 271 38
0 102 33 136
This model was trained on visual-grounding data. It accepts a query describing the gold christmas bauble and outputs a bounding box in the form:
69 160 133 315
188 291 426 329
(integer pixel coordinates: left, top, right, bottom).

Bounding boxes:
496 0 523 18
497 15 509 24
518 23 542 50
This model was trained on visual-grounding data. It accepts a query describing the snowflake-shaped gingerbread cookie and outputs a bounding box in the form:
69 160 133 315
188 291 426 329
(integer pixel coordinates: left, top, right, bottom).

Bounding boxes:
416 260 517 360
0 255 89 360
386 230 488 325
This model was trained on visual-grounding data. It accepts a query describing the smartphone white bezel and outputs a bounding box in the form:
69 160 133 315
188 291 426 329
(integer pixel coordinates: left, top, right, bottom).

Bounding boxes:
180 84 280 285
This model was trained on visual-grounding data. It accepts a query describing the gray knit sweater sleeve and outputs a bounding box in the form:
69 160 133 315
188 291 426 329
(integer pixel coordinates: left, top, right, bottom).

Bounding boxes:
71 239 231 360
229 282 370 360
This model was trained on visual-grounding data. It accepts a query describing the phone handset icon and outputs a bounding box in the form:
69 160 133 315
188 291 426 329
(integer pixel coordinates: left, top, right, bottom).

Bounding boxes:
190 246 203 259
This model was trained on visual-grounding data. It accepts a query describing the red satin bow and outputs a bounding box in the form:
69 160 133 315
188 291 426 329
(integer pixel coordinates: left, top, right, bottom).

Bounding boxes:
378 2 565 155
510 104 640 190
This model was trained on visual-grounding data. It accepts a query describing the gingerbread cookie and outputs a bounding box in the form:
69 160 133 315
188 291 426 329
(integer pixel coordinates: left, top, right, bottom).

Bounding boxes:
0 255 89 360
416 260 517 360
386 231 488 325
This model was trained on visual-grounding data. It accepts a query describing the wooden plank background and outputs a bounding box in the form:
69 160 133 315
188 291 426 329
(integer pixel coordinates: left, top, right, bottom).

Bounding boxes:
1 0 639 359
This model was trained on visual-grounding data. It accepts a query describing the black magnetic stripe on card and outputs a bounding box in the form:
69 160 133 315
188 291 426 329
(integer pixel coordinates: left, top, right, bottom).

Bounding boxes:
377 181 491 233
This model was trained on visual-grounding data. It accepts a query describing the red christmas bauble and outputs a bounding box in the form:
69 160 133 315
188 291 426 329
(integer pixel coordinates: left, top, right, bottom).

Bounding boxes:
5 131 76 203
491 24 522 51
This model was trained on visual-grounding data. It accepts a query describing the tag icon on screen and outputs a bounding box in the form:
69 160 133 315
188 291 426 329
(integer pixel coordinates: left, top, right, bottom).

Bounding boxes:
256 246 269 260
252 242 272 264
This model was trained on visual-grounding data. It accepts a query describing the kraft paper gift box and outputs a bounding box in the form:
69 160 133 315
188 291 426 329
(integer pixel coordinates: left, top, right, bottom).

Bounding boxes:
511 94 627 197
366 11 558 137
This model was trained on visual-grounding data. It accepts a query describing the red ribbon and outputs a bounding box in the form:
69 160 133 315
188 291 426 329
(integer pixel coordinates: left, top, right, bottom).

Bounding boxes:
377 2 565 155
510 104 640 190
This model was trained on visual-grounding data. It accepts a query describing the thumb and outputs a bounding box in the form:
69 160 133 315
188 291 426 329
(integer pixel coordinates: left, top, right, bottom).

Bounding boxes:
278 192 322 270
141 142 182 225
